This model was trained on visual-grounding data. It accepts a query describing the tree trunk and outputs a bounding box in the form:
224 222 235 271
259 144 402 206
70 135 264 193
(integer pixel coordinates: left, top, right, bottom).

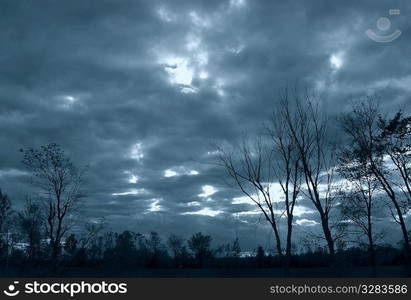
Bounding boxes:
284 218 293 276
368 233 376 277
396 208 410 262
271 222 283 259
320 213 335 257
372 165 410 261
367 204 376 276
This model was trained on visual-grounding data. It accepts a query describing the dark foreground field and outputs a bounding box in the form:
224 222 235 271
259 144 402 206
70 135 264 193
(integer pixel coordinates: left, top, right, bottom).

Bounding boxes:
2 265 411 278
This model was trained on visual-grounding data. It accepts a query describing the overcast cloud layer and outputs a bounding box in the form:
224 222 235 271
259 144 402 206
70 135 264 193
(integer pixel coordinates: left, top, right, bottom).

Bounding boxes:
1 0 410 250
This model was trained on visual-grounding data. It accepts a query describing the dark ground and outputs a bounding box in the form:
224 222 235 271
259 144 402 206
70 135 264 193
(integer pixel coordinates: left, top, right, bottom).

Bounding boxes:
2 265 410 278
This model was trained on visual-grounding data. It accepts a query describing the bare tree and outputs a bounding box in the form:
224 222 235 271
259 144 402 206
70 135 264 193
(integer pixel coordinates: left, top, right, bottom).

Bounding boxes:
188 232 212 267
217 136 284 258
64 234 78 256
146 231 166 267
231 237 241 258
80 219 106 250
279 88 338 256
20 143 86 261
0 189 11 238
17 198 43 262
0 189 12 256
337 143 379 273
167 234 186 264
341 100 410 258
379 112 411 207
266 106 302 267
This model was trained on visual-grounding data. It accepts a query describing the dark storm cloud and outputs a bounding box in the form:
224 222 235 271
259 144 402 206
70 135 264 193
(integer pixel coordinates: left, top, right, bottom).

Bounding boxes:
1 0 410 249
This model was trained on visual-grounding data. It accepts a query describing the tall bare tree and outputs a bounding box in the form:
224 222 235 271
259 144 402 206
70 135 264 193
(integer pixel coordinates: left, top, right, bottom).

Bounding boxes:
217 137 284 258
21 143 86 261
341 100 410 258
279 88 338 256
379 112 411 206
266 106 302 267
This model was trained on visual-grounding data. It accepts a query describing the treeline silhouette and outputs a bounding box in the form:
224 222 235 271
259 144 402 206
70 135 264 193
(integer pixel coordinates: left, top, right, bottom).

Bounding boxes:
0 226 409 277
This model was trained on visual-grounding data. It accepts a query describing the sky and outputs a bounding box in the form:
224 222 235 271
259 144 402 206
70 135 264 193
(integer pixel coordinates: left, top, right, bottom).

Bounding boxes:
1 0 410 251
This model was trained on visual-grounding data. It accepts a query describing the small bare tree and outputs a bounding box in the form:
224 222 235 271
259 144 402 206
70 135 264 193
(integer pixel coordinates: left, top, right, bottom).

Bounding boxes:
337 143 379 273
21 143 86 261
167 234 185 265
188 232 212 267
0 189 12 257
279 88 338 256
0 189 11 238
17 197 43 262
80 219 106 250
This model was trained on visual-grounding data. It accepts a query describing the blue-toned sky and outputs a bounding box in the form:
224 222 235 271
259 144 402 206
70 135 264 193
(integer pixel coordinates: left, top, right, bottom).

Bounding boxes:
0 0 410 250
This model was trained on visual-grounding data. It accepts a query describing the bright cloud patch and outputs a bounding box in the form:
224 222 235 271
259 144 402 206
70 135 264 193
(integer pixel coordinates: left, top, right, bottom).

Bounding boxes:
129 143 144 161
164 56 194 86
293 206 316 217
124 171 138 183
237 210 260 216
231 182 288 205
330 52 344 69
198 185 217 198
158 28 211 94
199 71 209 79
182 207 222 217
64 95 77 104
296 219 319 226
112 188 147 196
147 198 163 212
164 169 178 177
232 195 253 205
164 167 199 177
128 174 138 184
58 95 79 109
